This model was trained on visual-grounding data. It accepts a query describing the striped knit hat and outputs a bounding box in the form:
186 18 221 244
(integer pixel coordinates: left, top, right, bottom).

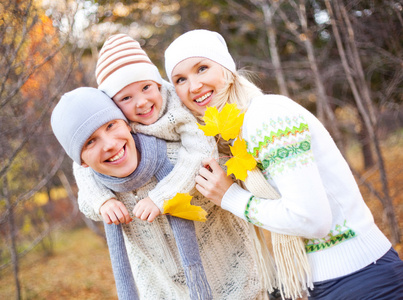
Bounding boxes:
96 34 162 98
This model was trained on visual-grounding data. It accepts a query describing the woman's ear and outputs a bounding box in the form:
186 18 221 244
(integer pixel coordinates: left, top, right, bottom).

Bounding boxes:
81 162 89 168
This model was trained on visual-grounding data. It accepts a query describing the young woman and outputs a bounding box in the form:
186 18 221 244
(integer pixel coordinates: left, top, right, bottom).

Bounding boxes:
164 29 403 300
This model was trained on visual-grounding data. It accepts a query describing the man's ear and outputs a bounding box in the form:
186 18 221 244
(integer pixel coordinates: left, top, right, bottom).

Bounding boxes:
81 162 89 168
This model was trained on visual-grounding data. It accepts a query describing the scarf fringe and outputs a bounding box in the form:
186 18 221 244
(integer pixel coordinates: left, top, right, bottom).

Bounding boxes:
249 224 277 293
244 167 313 300
272 233 313 299
184 263 213 300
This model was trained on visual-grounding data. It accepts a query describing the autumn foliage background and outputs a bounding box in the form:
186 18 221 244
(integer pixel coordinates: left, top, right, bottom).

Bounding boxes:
1 0 402 299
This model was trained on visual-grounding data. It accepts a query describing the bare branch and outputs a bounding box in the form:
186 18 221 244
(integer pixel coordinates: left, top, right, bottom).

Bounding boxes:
0 149 65 226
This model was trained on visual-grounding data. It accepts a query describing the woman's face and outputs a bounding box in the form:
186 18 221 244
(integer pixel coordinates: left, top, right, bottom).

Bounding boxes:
171 58 226 117
80 119 138 178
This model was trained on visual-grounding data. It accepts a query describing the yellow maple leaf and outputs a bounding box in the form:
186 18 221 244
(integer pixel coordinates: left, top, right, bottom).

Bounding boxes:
163 193 207 222
198 103 244 141
197 106 220 137
225 138 257 180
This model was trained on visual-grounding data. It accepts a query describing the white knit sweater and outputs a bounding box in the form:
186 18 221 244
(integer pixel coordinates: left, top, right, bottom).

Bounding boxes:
79 141 271 299
222 94 391 283
73 80 217 213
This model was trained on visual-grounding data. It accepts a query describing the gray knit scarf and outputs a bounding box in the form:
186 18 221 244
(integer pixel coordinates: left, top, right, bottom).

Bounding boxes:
104 222 139 300
94 133 212 300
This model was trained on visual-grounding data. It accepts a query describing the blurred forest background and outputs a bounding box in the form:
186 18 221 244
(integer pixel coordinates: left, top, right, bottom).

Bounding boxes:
1 0 402 299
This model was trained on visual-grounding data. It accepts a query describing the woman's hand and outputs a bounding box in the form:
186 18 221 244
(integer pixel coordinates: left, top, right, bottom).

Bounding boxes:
195 158 234 206
100 198 133 225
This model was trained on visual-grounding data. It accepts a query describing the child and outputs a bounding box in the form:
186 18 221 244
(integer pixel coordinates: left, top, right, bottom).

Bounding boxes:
74 33 217 223
51 87 211 299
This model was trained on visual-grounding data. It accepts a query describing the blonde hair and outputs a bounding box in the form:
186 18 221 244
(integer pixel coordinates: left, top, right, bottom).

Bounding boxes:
205 67 263 154
213 68 263 113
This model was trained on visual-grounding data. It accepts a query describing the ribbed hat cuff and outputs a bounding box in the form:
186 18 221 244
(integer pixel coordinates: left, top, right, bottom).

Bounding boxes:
164 30 236 83
69 106 127 164
98 63 163 98
166 51 236 84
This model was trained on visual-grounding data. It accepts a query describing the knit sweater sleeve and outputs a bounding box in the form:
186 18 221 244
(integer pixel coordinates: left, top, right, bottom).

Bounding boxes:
221 95 332 239
133 82 218 210
73 162 116 221
149 107 217 209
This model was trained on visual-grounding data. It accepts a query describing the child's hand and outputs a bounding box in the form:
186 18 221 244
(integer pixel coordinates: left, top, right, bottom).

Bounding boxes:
195 158 234 206
100 198 133 225
132 197 160 223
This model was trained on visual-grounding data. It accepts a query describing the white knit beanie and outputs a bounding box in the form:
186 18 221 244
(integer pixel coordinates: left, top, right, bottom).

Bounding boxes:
164 29 236 83
51 87 127 165
96 33 163 98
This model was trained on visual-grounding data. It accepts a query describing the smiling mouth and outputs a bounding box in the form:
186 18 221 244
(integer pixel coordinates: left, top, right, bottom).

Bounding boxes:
194 92 212 103
138 105 154 115
108 147 125 162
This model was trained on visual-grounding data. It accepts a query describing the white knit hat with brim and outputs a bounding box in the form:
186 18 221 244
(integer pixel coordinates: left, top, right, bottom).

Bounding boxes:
164 29 236 83
96 34 162 98
51 87 127 165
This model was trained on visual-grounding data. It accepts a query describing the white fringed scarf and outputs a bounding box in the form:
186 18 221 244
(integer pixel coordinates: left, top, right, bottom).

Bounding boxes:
243 167 313 300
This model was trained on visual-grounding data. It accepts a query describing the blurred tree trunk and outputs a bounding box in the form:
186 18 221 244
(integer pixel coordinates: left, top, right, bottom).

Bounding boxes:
325 0 375 168
275 0 345 150
252 0 289 97
0 1 92 295
357 113 374 168
295 0 345 148
3 177 21 300
325 0 400 244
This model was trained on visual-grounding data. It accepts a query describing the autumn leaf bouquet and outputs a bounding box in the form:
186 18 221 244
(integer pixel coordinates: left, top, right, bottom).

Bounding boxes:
197 103 256 181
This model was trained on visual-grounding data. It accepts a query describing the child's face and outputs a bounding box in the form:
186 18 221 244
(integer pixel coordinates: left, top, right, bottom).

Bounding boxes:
171 58 226 117
81 119 138 178
112 80 163 125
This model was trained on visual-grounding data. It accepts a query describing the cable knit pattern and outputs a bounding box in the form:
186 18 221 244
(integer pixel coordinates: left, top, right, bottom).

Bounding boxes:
79 141 270 299
74 80 217 213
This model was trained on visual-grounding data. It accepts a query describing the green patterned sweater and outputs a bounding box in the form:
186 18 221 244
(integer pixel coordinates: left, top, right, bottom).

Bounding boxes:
222 94 391 282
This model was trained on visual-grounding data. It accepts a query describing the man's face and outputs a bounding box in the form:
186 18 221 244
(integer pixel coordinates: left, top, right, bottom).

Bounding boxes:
81 119 138 177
